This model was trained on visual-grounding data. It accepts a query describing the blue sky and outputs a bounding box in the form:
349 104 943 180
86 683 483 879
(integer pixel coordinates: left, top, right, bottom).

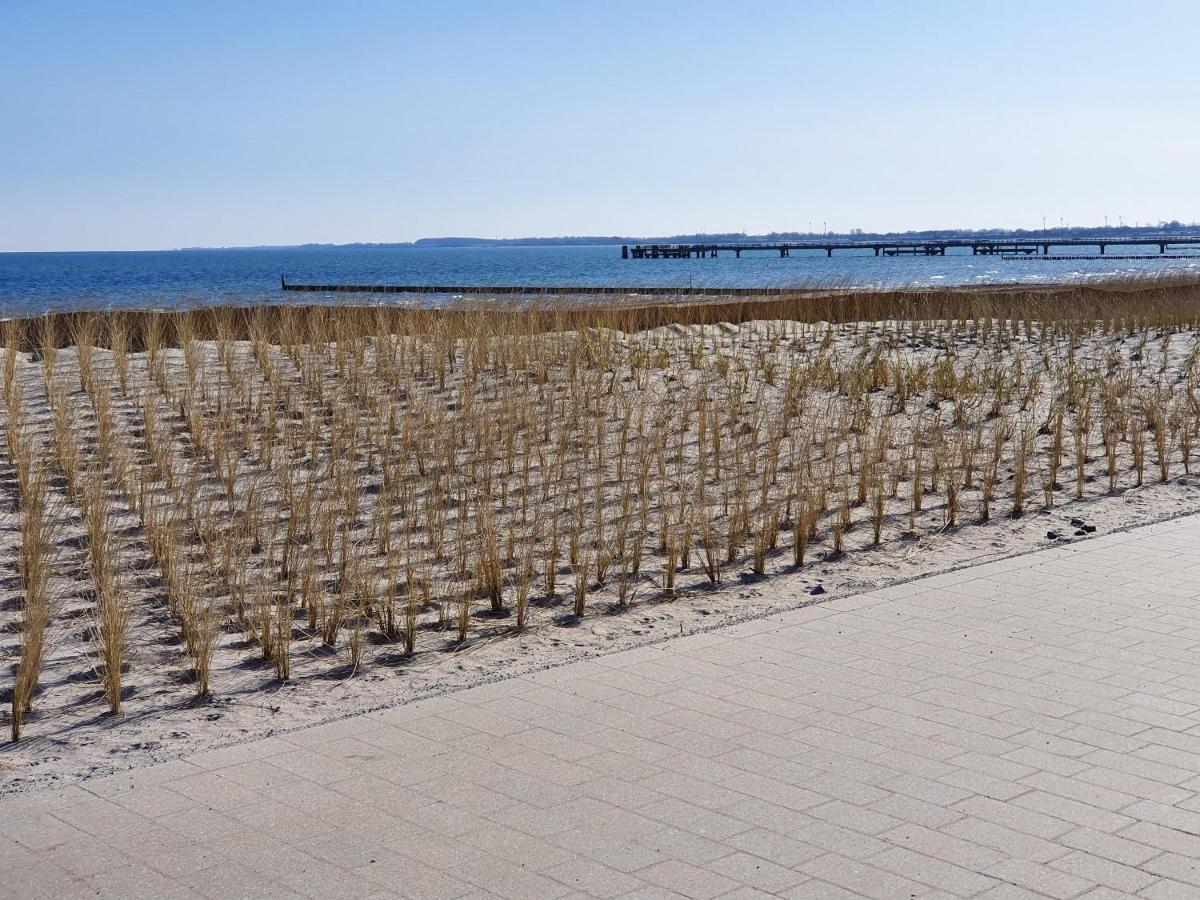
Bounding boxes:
2 1 1196 251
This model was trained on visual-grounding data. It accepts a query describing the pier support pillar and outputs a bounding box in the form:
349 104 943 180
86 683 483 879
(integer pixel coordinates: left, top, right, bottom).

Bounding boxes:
1099 244 1105 254
826 247 832 257
1160 243 1167 254
621 245 629 259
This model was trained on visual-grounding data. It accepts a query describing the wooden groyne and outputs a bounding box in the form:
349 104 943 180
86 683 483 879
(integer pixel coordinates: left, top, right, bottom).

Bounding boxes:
279 278 805 297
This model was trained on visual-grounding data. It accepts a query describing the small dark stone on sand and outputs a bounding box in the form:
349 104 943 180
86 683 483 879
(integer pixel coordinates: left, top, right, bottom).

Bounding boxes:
1046 531 1059 540
1069 517 1086 528
1083 524 1096 533
810 585 826 595
1074 529 1087 536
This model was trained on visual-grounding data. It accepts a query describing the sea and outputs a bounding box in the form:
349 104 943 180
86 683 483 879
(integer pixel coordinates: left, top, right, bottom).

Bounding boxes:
2 244 1199 314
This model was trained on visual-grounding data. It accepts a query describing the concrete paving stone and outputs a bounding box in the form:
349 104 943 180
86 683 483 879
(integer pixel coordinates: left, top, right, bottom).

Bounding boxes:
164 771 266 811
1134 741 1200 778
273 859 397 900
1058 723 1149 754
799 851 931 899
950 796 1075 844
38 835 129 878
804 799 905 836
1142 852 1200 888
630 825 740 867
879 821 1006 871
781 877 879 898
1077 888 1148 900
639 797 756 841
983 857 1096 899
542 857 650 898
82 860 204 898
720 770 826 812
1018 769 1142 812
222 797 337 843
454 852 574 899
639 770 752 811
549 829 664 873
185 738 291 771
266 748 366 785
939 767 1029 802
458 822 577 870
1081 746 1196 786
973 884 1049 899
350 854 472 900
391 799 487 838
107 782 201 819
5 512 1200 897
726 827 825 868
868 793 963 831
635 859 742 899
175 862 309 899
1139 878 1200 899
1118 821 1200 859
0 809 89 852
706 850 810 893
730 809 894 862
1059 825 1162 867
941 816 1072 864
327 772 438 811
82 760 204 796
619 888 692 900
869 845 999 895
1117 799 1200 835
716 887 794 900
1049 848 1160 894
292 829 398 870
484 799 581 837
1001 745 1091 779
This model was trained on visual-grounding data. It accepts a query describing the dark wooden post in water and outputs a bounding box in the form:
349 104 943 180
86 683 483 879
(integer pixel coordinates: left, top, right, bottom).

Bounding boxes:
621 245 629 259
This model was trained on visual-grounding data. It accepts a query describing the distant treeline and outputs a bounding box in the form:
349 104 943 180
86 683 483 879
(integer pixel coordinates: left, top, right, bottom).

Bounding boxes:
186 222 1200 252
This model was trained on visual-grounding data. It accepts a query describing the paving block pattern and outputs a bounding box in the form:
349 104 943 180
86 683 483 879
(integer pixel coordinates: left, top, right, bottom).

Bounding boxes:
4 516 1200 898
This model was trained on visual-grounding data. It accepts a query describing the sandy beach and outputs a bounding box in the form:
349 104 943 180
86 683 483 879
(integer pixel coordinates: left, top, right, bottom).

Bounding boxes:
4 298 1200 794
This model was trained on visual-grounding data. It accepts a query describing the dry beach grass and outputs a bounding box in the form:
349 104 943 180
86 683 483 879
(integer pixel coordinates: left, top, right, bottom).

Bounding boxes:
4 277 1200 785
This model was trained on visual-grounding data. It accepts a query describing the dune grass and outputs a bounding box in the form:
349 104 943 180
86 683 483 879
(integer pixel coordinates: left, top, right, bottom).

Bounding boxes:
2 277 1200 741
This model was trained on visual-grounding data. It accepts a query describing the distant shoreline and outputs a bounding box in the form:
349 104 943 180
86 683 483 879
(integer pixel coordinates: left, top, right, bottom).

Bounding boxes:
5 223 1200 255
187 224 1200 253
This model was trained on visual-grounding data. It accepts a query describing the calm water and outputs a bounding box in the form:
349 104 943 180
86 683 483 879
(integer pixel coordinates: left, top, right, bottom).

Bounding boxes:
2 244 1199 313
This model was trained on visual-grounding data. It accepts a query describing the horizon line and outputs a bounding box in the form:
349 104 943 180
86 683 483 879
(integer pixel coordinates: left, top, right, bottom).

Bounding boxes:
5 220 1200 255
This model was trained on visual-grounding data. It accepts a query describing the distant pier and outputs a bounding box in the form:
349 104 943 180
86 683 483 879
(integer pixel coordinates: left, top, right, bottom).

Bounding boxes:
622 236 1200 260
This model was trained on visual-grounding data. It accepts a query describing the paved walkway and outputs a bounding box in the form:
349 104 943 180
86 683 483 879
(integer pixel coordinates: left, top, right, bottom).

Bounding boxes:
5 516 1200 899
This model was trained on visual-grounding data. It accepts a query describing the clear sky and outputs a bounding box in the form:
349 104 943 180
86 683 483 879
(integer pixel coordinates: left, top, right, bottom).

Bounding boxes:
3 1 1196 251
